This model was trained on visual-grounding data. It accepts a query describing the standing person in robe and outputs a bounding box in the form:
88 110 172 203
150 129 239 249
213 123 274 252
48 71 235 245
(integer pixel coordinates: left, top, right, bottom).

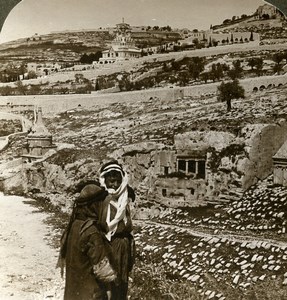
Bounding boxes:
58 183 116 300
58 160 135 300
98 161 136 300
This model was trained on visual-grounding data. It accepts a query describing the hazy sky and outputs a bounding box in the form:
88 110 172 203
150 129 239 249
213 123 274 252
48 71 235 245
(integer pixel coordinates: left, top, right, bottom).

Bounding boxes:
0 0 266 43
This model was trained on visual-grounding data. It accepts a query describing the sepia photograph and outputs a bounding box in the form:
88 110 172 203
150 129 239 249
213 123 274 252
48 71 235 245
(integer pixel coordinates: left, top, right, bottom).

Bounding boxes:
0 0 287 299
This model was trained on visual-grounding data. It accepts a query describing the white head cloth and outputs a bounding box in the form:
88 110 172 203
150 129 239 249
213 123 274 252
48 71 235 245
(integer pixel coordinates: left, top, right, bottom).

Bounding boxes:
99 163 129 241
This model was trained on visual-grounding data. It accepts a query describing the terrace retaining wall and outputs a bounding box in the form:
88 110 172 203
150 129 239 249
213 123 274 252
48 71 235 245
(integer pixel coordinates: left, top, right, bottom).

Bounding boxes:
0 74 286 115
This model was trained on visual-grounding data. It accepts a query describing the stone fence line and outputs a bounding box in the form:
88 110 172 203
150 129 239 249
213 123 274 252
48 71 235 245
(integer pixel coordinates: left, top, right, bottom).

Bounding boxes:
0 73 286 115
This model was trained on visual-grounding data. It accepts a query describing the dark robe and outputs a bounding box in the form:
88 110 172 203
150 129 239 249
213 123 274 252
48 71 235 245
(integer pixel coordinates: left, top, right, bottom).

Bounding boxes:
64 216 111 300
59 184 135 300
99 195 135 300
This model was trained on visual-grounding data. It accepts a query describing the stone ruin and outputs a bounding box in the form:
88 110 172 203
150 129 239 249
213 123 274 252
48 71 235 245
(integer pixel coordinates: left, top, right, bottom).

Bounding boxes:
22 107 57 162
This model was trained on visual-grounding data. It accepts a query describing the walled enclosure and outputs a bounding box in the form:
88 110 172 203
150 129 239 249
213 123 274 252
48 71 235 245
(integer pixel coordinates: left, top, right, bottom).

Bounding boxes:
0 74 286 115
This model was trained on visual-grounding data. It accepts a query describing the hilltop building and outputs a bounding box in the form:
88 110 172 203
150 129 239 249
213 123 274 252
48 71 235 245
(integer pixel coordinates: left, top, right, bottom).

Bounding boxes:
22 107 57 161
97 20 141 64
255 3 283 19
188 30 207 41
26 33 42 42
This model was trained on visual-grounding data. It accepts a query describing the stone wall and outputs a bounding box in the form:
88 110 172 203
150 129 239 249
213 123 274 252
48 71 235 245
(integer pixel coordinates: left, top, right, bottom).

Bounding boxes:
153 177 207 207
1 74 286 115
0 88 184 115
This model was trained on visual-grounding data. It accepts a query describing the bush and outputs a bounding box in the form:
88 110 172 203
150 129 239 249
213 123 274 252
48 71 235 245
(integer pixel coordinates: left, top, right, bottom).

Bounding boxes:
130 262 201 300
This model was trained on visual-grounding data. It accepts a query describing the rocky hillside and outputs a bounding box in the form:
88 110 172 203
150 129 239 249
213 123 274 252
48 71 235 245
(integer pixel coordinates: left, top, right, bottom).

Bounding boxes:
0 31 112 64
0 29 181 65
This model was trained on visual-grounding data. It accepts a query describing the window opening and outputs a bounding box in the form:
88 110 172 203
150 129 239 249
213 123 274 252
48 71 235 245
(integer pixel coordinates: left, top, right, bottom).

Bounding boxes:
162 189 167 197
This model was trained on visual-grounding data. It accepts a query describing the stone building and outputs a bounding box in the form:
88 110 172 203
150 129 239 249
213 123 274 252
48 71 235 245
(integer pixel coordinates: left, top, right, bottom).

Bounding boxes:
27 62 61 77
273 140 287 186
26 33 42 42
255 3 282 19
152 149 208 207
98 20 141 64
188 30 207 42
22 107 57 161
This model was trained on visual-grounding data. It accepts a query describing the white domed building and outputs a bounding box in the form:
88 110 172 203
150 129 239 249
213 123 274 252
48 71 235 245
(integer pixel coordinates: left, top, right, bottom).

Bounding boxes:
98 20 141 64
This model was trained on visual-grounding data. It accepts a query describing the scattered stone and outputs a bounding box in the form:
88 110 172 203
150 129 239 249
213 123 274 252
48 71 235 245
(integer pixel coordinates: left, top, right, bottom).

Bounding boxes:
233 274 240 285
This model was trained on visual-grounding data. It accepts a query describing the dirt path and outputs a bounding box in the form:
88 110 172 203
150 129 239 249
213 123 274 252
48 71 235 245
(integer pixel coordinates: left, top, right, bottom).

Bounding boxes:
0 193 64 300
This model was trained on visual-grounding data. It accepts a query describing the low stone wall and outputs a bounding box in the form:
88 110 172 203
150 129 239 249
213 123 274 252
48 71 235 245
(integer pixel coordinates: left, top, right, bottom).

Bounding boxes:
0 88 184 115
1 74 286 115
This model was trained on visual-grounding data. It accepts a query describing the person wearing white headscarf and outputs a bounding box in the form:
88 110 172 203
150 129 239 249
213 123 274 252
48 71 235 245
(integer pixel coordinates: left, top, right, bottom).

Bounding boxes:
58 161 135 300
99 161 136 300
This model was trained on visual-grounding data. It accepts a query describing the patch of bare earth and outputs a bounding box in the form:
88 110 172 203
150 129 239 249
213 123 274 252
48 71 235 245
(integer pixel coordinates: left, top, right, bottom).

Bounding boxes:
0 194 64 300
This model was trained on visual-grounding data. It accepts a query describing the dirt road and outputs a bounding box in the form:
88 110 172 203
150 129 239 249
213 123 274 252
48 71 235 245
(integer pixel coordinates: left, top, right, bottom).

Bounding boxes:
0 193 64 300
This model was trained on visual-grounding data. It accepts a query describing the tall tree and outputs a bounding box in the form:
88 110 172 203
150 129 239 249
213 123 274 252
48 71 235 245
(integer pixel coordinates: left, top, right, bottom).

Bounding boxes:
254 58 264 76
210 63 226 81
188 56 205 80
15 80 27 95
217 80 245 111
248 57 263 76
272 52 284 74
228 60 243 80
247 58 256 71
272 52 284 65
200 72 210 83
273 63 283 74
